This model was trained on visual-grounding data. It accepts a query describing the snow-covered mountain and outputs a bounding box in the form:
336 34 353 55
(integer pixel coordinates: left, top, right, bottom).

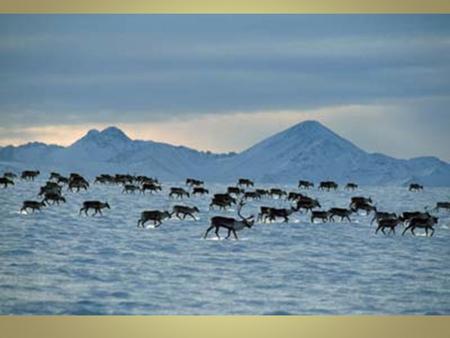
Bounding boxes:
1 121 449 185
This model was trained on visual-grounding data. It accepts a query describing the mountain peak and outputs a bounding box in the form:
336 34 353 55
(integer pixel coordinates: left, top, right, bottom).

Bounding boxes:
100 126 131 141
71 126 131 147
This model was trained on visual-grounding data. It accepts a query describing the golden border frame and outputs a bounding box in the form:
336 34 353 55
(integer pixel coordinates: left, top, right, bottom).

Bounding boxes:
0 1 449 337
0 0 449 13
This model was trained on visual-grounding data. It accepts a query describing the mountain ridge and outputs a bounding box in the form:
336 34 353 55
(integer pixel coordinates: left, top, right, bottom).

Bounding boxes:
1 121 449 185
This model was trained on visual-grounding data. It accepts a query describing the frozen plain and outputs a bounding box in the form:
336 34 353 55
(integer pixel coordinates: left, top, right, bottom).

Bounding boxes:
0 177 449 315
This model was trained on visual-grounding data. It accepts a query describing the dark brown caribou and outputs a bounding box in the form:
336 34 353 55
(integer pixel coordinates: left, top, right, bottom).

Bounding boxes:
402 216 438 236
140 183 161 194
21 170 40 181
310 211 330 223
227 186 244 196
20 200 46 213
319 181 338 191
0 177 14 188
269 188 287 199
171 205 200 220
434 202 450 212
328 208 353 222
375 218 402 235
192 187 209 196
267 206 299 223
169 187 190 199
209 194 236 210
370 209 397 225
186 178 204 187
409 183 423 192
138 210 171 227
204 201 254 240
4 172 17 179
345 183 358 191
122 184 140 194
43 192 66 205
298 180 314 189
79 201 110 216
237 178 254 188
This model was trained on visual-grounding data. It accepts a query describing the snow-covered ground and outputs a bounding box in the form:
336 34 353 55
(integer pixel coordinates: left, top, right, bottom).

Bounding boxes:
0 177 449 314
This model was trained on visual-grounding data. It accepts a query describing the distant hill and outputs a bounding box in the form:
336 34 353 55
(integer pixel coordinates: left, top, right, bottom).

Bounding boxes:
1 121 450 186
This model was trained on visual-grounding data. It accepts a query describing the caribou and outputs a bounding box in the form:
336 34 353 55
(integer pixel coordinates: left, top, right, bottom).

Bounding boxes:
319 181 338 191
0 177 14 188
409 183 423 192
375 218 402 235
192 187 209 196
402 216 438 236
204 201 254 240
20 200 46 213
137 210 171 227
79 201 110 216
171 205 200 220
345 183 358 191
169 187 190 199
328 208 353 222
237 178 254 188
21 170 40 181
298 180 314 189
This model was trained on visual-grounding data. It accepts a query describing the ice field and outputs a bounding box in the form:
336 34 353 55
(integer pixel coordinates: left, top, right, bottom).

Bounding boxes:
1 177 449 314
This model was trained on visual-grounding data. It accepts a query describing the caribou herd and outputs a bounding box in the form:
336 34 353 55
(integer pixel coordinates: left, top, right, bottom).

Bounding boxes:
1 170 448 239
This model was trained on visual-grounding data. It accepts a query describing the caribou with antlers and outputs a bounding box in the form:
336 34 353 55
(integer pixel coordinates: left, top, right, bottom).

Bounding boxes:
204 200 254 240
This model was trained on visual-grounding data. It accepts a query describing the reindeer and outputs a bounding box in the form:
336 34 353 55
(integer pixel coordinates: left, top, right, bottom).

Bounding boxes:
402 216 438 236
21 170 40 181
227 186 244 196
258 206 274 223
328 208 353 222
204 201 254 240
20 200 46 213
38 183 62 196
94 174 114 184
137 210 171 227
434 202 450 212
57 176 69 185
311 211 330 223
298 180 314 189
288 192 304 201
49 172 61 181
192 187 209 196
296 198 321 213
169 187 190 199
370 209 397 225
243 191 261 201
79 201 110 216
350 196 372 206
255 189 269 198
141 183 161 194
409 183 423 192
269 188 287 199
400 211 431 225
375 218 402 235
122 184 140 194
0 177 14 188
4 172 17 179
43 192 66 205
237 178 254 188
267 206 299 223
350 201 376 215
345 183 358 191
319 181 338 191
171 205 200 220
186 178 204 187
209 194 236 210
68 180 89 192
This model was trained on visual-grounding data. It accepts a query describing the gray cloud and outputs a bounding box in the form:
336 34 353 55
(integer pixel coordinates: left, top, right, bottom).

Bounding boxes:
0 15 449 160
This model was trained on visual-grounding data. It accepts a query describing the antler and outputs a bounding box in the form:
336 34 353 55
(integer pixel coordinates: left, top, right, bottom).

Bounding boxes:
237 199 254 220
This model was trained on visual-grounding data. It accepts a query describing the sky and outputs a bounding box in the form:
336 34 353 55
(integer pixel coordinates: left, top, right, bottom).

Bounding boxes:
0 15 449 161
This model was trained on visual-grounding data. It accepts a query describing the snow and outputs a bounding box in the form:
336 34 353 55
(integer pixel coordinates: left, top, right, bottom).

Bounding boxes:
0 177 449 314
0 121 449 185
